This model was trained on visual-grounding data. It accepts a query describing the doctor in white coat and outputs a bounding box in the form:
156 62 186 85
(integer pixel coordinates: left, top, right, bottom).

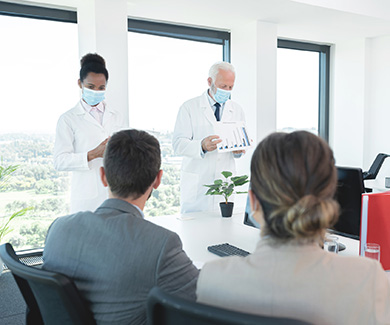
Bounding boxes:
54 53 124 213
173 62 246 213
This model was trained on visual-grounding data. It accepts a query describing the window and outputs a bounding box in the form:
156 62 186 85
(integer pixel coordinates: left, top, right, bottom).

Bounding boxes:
128 19 229 216
277 40 330 141
0 3 78 250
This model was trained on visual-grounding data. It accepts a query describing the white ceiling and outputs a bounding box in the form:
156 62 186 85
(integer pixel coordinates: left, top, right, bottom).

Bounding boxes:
6 0 390 44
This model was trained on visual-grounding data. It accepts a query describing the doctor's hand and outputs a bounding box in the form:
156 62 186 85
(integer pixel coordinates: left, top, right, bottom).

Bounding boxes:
233 150 246 154
87 137 110 162
202 135 222 152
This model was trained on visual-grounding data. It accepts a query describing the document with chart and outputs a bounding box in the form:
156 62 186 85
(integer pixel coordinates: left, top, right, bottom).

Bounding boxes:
215 121 252 153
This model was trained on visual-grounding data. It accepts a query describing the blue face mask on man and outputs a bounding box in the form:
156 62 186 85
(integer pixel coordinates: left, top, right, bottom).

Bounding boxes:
82 87 106 106
213 87 231 104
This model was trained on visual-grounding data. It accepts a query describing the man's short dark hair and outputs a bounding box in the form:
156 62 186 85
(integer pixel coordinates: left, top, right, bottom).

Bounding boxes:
104 129 161 199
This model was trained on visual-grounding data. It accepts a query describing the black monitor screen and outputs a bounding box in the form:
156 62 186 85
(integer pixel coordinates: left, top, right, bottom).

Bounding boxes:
243 167 364 240
330 167 364 240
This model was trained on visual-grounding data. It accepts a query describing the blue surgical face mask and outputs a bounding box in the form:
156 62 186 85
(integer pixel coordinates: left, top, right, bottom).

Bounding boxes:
82 87 105 106
213 87 231 104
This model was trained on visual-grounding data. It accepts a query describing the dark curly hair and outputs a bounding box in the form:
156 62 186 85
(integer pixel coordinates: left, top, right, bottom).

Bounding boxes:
79 53 109 82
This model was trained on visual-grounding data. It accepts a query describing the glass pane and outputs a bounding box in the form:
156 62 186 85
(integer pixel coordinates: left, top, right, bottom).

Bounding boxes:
0 15 78 250
128 32 222 216
277 48 319 134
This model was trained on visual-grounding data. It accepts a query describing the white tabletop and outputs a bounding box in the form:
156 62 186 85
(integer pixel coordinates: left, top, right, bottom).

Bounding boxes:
146 210 360 267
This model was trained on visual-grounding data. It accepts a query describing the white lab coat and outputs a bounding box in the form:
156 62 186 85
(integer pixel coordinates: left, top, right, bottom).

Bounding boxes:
54 101 125 213
173 91 245 213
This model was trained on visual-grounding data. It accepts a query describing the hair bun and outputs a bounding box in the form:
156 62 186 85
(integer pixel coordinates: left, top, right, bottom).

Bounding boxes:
80 53 106 68
284 195 339 238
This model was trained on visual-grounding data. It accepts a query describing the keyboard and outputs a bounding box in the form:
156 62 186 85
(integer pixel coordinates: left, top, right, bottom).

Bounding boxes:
207 243 250 257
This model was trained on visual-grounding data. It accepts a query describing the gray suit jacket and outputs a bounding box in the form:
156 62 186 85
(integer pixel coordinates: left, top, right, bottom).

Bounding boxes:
43 199 199 325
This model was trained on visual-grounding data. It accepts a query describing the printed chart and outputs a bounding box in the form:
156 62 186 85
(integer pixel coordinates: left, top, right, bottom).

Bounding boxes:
214 121 252 153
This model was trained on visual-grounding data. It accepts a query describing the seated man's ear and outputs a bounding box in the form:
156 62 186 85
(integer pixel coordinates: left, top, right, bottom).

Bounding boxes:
153 170 163 189
100 167 108 187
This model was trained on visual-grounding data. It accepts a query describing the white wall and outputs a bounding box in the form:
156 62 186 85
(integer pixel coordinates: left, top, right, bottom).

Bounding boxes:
330 38 367 168
329 33 390 186
362 35 390 184
232 20 277 148
77 0 129 125
230 20 277 208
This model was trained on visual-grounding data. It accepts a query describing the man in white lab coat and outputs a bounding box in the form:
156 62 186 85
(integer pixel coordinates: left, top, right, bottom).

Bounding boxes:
173 62 246 213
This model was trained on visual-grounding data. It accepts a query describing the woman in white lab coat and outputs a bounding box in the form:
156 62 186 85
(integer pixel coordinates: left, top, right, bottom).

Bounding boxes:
54 53 124 213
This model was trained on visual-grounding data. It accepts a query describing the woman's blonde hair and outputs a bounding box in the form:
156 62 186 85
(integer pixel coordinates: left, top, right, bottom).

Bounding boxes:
250 131 339 243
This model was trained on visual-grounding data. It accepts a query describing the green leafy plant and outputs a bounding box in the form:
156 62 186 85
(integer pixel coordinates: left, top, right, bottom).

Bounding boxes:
204 171 249 204
0 162 33 243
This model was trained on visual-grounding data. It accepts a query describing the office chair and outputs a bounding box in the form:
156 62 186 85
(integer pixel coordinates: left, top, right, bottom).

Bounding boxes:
0 243 96 325
147 286 311 325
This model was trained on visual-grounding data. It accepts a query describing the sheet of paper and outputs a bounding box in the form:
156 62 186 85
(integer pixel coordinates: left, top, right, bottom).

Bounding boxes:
214 121 252 153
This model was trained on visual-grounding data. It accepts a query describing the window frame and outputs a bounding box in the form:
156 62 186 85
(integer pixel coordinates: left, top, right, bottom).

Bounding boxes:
277 39 330 141
0 1 77 252
0 1 76 23
128 18 231 62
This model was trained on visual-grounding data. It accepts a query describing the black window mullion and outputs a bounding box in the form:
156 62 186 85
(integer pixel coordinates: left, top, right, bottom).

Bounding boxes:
318 48 330 142
0 1 76 23
128 18 230 62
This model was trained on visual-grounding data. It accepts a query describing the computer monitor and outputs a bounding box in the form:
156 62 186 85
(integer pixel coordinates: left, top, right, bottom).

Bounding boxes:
330 166 364 240
243 167 364 241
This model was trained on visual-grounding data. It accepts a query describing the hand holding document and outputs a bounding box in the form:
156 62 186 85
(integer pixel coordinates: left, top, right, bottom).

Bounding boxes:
214 121 252 153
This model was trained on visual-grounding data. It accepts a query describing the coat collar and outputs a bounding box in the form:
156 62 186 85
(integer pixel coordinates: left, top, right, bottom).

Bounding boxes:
201 90 234 124
71 100 115 126
96 198 144 219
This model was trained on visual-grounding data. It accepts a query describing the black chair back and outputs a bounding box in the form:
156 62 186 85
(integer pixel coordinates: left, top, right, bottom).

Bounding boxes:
0 243 95 325
147 286 311 325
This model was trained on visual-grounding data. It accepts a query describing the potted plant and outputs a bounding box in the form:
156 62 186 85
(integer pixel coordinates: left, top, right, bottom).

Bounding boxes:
204 171 249 217
0 162 32 275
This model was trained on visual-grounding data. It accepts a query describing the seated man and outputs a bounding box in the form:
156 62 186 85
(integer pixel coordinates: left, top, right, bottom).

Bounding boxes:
43 129 199 325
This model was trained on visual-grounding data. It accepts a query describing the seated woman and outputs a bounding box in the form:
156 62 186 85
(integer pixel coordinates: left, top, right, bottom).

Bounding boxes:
196 131 390 324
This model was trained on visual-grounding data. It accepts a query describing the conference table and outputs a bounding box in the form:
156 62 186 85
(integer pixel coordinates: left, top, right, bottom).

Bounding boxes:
146 209 361 268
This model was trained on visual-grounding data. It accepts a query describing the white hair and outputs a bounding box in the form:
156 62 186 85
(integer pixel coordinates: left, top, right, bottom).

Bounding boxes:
208 61 236 83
